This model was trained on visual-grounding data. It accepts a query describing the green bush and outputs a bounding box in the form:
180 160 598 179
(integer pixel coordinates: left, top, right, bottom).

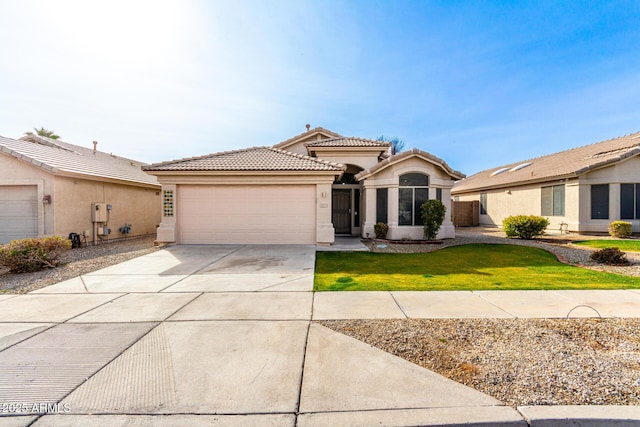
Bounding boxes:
373 222 389 239
0 236 71 273
421 199 446 240
590 247 630 265
503 215 550 239
608 221 632 238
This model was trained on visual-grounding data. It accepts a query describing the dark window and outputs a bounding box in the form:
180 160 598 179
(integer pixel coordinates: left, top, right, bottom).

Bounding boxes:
480 193 487 215
436 188 442 202
591 184 609 219
415 188 429 226
399 173 429 187
541 185 565 216
398 173 429 226
399 188 413 225
376 188 388 224
637 184 640 220
621 183 640 219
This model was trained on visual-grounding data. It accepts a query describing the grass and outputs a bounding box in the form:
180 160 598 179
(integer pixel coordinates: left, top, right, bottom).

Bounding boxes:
573 239 640 252
314 244 640 291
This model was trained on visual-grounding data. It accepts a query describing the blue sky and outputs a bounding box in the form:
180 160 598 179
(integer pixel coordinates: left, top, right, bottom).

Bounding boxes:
1 1 639 175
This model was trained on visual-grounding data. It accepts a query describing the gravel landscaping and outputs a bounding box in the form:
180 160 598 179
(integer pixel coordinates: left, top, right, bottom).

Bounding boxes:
0 235 160 294
320 318 640 407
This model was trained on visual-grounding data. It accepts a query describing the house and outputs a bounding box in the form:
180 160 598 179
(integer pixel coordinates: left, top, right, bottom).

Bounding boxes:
143 126 464 245
452 131 640 234
0 134 161 244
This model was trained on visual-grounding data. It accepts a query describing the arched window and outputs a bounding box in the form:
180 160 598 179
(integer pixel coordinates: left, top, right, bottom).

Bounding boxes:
398 173 429 226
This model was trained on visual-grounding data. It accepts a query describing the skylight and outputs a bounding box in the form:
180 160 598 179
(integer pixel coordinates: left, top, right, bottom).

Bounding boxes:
510 162 533 172
490 167 509 176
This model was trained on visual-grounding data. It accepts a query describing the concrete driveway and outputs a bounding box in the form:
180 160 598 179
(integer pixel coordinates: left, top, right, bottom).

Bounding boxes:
0 245 636 426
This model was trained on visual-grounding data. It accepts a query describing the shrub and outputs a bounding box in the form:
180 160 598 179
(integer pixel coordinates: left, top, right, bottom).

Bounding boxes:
421 199 446 240
0 236 71 273
373 222 389 239
608 221 632 238
590 247 630 265
503 215 550 239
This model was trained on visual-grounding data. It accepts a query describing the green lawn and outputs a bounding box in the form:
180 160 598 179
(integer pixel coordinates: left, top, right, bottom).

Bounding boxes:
573 239 640 252
314 244 640 291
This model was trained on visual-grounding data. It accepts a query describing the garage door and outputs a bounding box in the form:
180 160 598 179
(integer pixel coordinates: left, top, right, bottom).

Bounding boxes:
0 185 38 244
178 185 316 244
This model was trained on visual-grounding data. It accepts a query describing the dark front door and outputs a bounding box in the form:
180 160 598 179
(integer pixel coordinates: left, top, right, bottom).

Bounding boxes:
332 189 351 234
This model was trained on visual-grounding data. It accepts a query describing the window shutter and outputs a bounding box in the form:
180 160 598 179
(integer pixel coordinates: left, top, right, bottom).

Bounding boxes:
621 184 634 220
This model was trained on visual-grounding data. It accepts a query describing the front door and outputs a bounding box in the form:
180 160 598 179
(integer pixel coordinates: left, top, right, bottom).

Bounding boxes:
332 189 351 234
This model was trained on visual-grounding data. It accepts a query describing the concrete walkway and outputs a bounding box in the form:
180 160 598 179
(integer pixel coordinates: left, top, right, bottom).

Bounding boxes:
0 245 639 426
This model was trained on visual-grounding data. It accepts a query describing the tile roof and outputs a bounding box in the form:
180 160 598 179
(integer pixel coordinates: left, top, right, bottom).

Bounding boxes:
273 127 343 149
143 146 346 172
356 148 465 181
453 131 640 193
305 137 391 148
0 135 159 187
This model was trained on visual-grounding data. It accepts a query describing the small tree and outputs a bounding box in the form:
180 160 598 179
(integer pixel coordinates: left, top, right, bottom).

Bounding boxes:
25 127 60 140
376 135 405 155
421 200 446 240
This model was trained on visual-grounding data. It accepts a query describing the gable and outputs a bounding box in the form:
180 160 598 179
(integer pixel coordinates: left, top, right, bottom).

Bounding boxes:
356 148 464 183
273 127 342 155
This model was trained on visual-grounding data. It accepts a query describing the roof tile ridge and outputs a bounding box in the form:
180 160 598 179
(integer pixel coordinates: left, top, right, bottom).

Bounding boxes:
269 147 346 169
146 146 269 168
487 130 640 172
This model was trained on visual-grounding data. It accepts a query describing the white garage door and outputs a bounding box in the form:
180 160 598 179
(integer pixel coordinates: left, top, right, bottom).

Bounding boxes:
178 185 316 244
0 185 38 244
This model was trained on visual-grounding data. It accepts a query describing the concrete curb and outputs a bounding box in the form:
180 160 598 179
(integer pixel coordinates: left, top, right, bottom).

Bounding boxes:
517 405 640 426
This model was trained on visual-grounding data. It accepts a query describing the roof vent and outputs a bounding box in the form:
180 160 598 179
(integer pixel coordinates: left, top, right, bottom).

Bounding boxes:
510 162 532 172
306 124 310 131
93 141 98 154
490 167 509 176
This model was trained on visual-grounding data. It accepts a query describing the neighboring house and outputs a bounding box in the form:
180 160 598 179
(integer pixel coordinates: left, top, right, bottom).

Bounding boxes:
0 134 161 244
452 132 640 234
143 126 464 245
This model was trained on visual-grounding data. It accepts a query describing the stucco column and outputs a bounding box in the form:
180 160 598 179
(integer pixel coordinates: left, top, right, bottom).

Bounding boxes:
156 184 177 243
316 183 335 245
438 186 455 239
386 186 400 239
362 186 377 238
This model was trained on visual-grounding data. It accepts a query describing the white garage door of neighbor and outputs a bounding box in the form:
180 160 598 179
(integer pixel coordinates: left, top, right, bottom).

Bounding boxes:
178 185 316 244
0 185 38 244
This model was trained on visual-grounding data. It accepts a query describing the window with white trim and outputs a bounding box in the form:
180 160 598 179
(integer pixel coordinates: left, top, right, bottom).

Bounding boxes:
541 185 565 216
398 173 429 226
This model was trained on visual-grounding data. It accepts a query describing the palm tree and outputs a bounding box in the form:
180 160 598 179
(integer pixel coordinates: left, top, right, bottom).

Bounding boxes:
377 135 405 155
25 127 60 139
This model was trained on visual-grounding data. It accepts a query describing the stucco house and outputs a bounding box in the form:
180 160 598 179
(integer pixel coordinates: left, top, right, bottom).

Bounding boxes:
0 134 161 244
144 126 464 245
452 132 640 234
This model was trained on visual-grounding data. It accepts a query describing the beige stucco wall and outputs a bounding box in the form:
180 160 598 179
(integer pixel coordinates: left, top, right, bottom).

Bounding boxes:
577 156 640 233
360 157 457 240
53 176 161 242
456 179 580 232
0 155 53 236
0 154 161 242
153 173 338 245
454 156 640 234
